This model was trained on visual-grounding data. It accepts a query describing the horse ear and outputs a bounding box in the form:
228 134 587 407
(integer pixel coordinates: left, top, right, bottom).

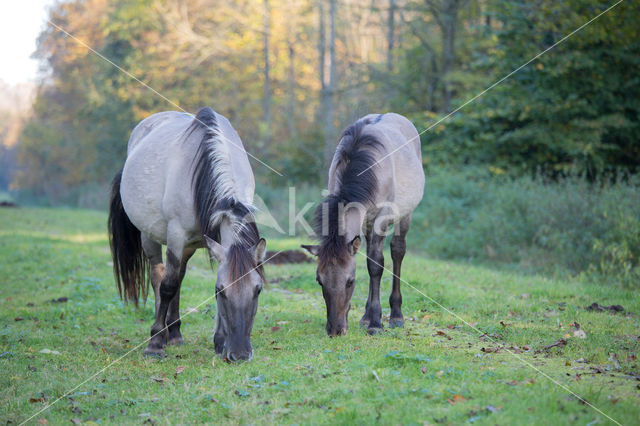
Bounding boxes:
348 236 361 256
252 238 267 264
203 235 225 263
301 244 320 257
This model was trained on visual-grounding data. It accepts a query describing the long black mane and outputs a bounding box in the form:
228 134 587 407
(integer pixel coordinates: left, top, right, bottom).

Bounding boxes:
186 107 263 281
313 116 383 267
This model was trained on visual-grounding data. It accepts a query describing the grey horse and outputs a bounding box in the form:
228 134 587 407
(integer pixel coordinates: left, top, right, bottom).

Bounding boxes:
108 107 266 361
302 113 424 336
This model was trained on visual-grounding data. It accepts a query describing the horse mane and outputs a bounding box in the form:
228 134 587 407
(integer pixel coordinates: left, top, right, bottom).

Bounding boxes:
313 116 383 267
186 107 263 283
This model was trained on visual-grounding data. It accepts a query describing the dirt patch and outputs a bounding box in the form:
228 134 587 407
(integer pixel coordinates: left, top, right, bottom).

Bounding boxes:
265 250 313 264
585 302 625 313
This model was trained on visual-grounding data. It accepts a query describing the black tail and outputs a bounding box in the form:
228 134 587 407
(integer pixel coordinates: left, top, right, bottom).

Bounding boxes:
108 169 148 306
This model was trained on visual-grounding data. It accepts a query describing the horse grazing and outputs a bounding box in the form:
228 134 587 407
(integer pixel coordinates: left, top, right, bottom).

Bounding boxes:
108 107 266 361
302 113 424 336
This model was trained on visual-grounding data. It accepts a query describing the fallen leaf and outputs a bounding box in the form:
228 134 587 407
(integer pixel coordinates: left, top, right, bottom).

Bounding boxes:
270 326 280 332
71 419 81 424
506 380 518 386
14 317 24 321
572 329 587 339
500 321 508 328
174 366 185 378
434 330 452 340
29 397 45 403
481 347 501 353
39 349 61 355
544 338 568 350
447 395 466 404
38 419 47 425
235 389 250 397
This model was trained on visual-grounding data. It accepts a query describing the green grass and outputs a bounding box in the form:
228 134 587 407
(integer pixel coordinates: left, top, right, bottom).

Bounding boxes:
1 208 639 424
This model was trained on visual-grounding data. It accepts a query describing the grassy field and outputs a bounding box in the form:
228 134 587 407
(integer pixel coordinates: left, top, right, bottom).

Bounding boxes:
1 208 639 424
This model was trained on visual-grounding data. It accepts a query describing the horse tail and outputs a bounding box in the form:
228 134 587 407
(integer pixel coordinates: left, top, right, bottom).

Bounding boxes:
108 168 148 306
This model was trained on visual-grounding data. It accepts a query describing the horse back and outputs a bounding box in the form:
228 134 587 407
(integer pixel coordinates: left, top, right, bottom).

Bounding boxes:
121 111 199 245
360 113 425 215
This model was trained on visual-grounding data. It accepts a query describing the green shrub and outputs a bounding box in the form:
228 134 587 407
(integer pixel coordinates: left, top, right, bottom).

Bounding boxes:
408 167 640 287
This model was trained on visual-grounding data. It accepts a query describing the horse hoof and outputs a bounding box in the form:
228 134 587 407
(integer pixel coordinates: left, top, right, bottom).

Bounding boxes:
167 336 184 346
143 346 166 358
359 318 370 328
367 326 383 335
389 318 404 328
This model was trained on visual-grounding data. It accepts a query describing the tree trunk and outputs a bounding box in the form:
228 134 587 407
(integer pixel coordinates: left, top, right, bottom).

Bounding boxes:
263 0 271 145
287 28 296 139
441 0 460 112
322 0 337 171
318 0 325 118
387 0 395 71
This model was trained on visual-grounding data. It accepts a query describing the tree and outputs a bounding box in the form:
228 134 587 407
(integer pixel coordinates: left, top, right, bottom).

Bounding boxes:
425 0 640 176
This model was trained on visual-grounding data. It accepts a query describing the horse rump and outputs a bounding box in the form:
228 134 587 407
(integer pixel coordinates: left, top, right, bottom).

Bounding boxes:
108 168 149 306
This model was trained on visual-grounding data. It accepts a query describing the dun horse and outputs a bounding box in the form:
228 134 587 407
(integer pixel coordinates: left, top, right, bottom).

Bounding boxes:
302 113 424 336
108 107 266 361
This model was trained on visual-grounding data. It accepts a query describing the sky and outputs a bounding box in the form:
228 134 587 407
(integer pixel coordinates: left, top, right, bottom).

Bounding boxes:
0 0 55 85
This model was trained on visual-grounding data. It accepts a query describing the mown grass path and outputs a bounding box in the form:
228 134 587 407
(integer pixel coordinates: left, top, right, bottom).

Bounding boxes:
1 208 638 424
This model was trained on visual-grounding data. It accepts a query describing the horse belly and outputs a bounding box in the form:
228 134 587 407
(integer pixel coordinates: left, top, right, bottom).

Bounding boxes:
391 155 425 218
121 146 170 245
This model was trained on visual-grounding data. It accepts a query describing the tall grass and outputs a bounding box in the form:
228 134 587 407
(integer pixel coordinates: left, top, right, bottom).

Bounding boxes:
409 168 640 287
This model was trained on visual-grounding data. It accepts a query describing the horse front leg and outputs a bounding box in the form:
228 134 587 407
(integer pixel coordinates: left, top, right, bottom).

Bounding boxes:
389 215 411 328
166 248 195 346
361 224 387 335
213 311 226 355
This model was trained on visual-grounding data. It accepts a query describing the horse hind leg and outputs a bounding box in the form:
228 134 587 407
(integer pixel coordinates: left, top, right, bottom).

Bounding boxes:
389 215 411 328
166 248 195 346
142 235 164 324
